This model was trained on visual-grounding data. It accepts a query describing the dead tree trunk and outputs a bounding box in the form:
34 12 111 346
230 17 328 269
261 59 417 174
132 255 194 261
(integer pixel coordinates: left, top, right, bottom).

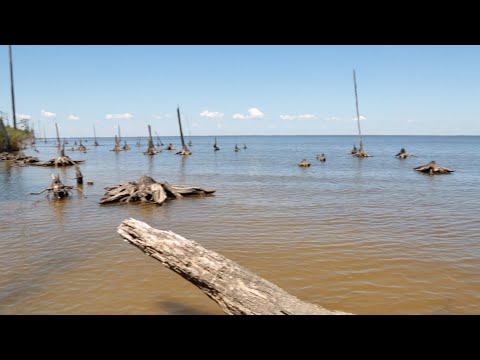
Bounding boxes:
176 107 191 155
396 148 415 159
123 141 131 151
74 164 83 185
298 159 311 167
117 218 350 315
78 140 86 152
31 144 84 167
0 116 12 152
144 125 159 155
111 135 123 152
55 123 61 148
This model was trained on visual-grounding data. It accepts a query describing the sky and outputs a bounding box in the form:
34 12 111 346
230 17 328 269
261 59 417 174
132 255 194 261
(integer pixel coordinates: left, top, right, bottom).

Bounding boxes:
0 45 479 137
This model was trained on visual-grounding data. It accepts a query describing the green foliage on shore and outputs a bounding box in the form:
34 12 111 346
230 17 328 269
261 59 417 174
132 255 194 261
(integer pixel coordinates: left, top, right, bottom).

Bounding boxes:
0 125 32 152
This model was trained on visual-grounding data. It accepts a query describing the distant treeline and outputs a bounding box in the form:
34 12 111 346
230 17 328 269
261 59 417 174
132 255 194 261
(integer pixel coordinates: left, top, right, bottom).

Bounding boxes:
0 126 32 152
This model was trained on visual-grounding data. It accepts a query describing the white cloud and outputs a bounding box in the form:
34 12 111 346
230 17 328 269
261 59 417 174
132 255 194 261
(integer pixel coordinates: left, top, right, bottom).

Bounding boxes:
353 115 367 121
17 114 31 120
41 110 56 118
280 114 316 121
152 114 172 119
105 113 133 120
200 110 224 119
68 114 80 120
233 107 265 120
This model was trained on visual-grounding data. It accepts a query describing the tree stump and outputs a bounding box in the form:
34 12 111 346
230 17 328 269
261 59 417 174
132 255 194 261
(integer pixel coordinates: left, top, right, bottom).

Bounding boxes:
75 164 83 185
31 146 84 167
317 153 326 162
298 159 311 167
111 135 123 152
117 218 350 315
165 143 176 150
123 141 131 151
414 161 454 175
99 176 215 205
31 174 74 198
396 148 415 159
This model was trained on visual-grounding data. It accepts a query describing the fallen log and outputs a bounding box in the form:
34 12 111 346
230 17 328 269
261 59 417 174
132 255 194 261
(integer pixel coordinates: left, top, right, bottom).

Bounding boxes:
117 218 350 315
99 176 215 205
414 161 454 175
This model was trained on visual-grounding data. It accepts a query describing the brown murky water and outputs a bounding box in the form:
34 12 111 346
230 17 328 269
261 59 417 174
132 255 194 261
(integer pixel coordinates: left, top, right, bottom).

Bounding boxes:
1 136 479 314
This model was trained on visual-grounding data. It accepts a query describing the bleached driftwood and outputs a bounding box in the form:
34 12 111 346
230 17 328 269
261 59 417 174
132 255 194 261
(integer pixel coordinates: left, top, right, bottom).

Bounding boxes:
117 218 350 315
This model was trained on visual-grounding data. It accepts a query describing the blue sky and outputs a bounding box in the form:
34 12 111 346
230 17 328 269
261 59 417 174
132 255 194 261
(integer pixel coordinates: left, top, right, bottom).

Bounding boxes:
0 45 479 137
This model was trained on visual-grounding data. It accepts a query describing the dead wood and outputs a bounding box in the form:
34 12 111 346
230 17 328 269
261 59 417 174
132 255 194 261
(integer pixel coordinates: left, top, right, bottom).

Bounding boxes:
99 176 215 205
117 218 350 315
414 161 454 175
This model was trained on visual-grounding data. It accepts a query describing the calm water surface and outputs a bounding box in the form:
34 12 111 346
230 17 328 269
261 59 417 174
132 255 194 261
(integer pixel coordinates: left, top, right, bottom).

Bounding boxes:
1 135 479 314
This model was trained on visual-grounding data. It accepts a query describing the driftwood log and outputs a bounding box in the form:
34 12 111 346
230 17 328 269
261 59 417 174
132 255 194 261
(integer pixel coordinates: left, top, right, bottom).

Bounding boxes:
99 176 215 205
414 161 454 175
31 146 84 167
31 174 74 198
117 218 350 315
298 159 311 167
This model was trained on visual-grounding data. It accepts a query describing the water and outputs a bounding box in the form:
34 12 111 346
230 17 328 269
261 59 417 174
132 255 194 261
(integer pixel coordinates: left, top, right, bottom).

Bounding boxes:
1 135 479 314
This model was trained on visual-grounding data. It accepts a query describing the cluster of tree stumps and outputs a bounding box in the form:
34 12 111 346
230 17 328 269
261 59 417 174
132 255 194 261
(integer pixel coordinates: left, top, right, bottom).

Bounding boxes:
0 151 39 165
99 176 215 206
351 146 370 158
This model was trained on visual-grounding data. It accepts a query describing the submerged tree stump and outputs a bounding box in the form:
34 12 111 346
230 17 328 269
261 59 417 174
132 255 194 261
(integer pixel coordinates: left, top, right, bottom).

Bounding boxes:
351 148 370 157
414 161 454 175
74 164 83 185
165 143 176 150
123 141 131 151
396 148 415 159
111 135 123 152
117 218 350 315
298 159 311 167
31 146 84 167
317 153 326 162
78 141 87 152
31 174 74 198
99 176 215 205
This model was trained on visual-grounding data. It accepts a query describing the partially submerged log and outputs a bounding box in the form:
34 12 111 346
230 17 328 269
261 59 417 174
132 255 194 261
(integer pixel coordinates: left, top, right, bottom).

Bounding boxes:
396 148 415 159
317 153 326 162
117 218 350 315
414 161 454 175
298 159 311 167
31 174 74 199
99 176 215 205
